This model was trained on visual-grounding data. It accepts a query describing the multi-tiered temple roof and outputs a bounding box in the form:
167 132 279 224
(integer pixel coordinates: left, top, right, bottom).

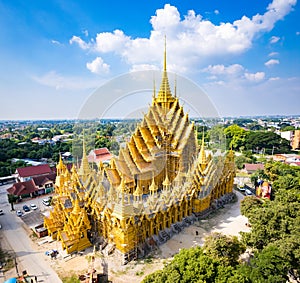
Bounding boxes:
44 43 235 263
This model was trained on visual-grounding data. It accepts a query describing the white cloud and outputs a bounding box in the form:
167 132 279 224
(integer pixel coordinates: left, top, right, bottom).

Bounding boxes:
203 64 266 85
95 29 130 53
268 51 279 57
69 36 90 49
31 71 102 90
269 77 280 81
270 35 280 43
51 40 62 45
86 57 110 74
265 59 280 66
70 0 296 73
130 64 159 72
296 31 300 35
204 64 244 76
214 10 220 15
244 72 265 82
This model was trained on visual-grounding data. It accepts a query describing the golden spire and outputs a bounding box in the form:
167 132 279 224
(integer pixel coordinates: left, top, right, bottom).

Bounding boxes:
71 163 76 174
162 173 171 189
133 183 143 197
71 163 77 182
149 176 158 194
174 74 177 98
152 77 156 102
199 130 207 165
228 144 235 161
118 178 127 204
78 132 90 178
163 35 167 72
155 36 175 106
194 123 198 142
57 153 64 173
72 198 81 215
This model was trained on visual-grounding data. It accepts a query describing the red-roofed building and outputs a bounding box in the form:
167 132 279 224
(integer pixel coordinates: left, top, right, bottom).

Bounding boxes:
15 164 52 182
7 179 37 198
32 172 56 194
243 163 265 174
7 172 56 198
88 148 112 164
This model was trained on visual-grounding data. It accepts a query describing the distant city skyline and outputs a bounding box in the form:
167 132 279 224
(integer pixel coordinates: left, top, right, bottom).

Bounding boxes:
0 0 299 120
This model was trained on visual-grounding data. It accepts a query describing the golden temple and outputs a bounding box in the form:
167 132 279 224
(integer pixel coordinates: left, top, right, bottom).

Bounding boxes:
44 44 235 264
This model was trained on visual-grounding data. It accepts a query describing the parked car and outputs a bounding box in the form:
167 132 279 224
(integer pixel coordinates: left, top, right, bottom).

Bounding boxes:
23 205 30 212
16 210 23 217
42 198 50 206
245 189 253 196
0 209 4 215
30 204 38 210
238 187 245 192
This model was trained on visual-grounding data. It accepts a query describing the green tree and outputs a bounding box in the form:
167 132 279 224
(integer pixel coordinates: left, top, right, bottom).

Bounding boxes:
247 245 289 282
203 233 246 266
7 194 18 211
240 163 300 279
280 125 294 131
142 244 247 283
240 196 263 217
62 274 80 283
207 125 226 152
245 131 291 154
224 124 248 151
235 155 252 170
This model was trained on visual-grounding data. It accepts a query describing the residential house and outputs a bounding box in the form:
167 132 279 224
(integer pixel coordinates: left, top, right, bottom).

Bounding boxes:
243 163 264 174
273 154 300 166
273 154 288 162
15 164 52 182
32 173 56 194
7 179 37 199
88 148 112 165
7 172 56 199
8 164 56 199
278 130 300 150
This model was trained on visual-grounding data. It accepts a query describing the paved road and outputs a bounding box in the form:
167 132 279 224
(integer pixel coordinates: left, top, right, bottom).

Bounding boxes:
0 183 62 282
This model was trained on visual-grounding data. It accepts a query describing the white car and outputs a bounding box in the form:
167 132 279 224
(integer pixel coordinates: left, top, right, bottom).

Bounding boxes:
16 210 23 217
42 198 50 206
30 204 38 210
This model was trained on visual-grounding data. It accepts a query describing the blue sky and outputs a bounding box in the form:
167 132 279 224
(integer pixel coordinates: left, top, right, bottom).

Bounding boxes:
0 0 299 120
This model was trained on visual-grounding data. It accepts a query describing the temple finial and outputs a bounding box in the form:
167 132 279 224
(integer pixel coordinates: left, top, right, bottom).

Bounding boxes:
164 35 167 72
82 130 86 155
174 74 177 98
155 35 175 107
78 130 90 180
199 127 207 165
153 76 156 99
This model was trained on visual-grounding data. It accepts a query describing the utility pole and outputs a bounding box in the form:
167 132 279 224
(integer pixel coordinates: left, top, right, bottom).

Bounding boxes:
14 256 19 277
272 145 275 156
